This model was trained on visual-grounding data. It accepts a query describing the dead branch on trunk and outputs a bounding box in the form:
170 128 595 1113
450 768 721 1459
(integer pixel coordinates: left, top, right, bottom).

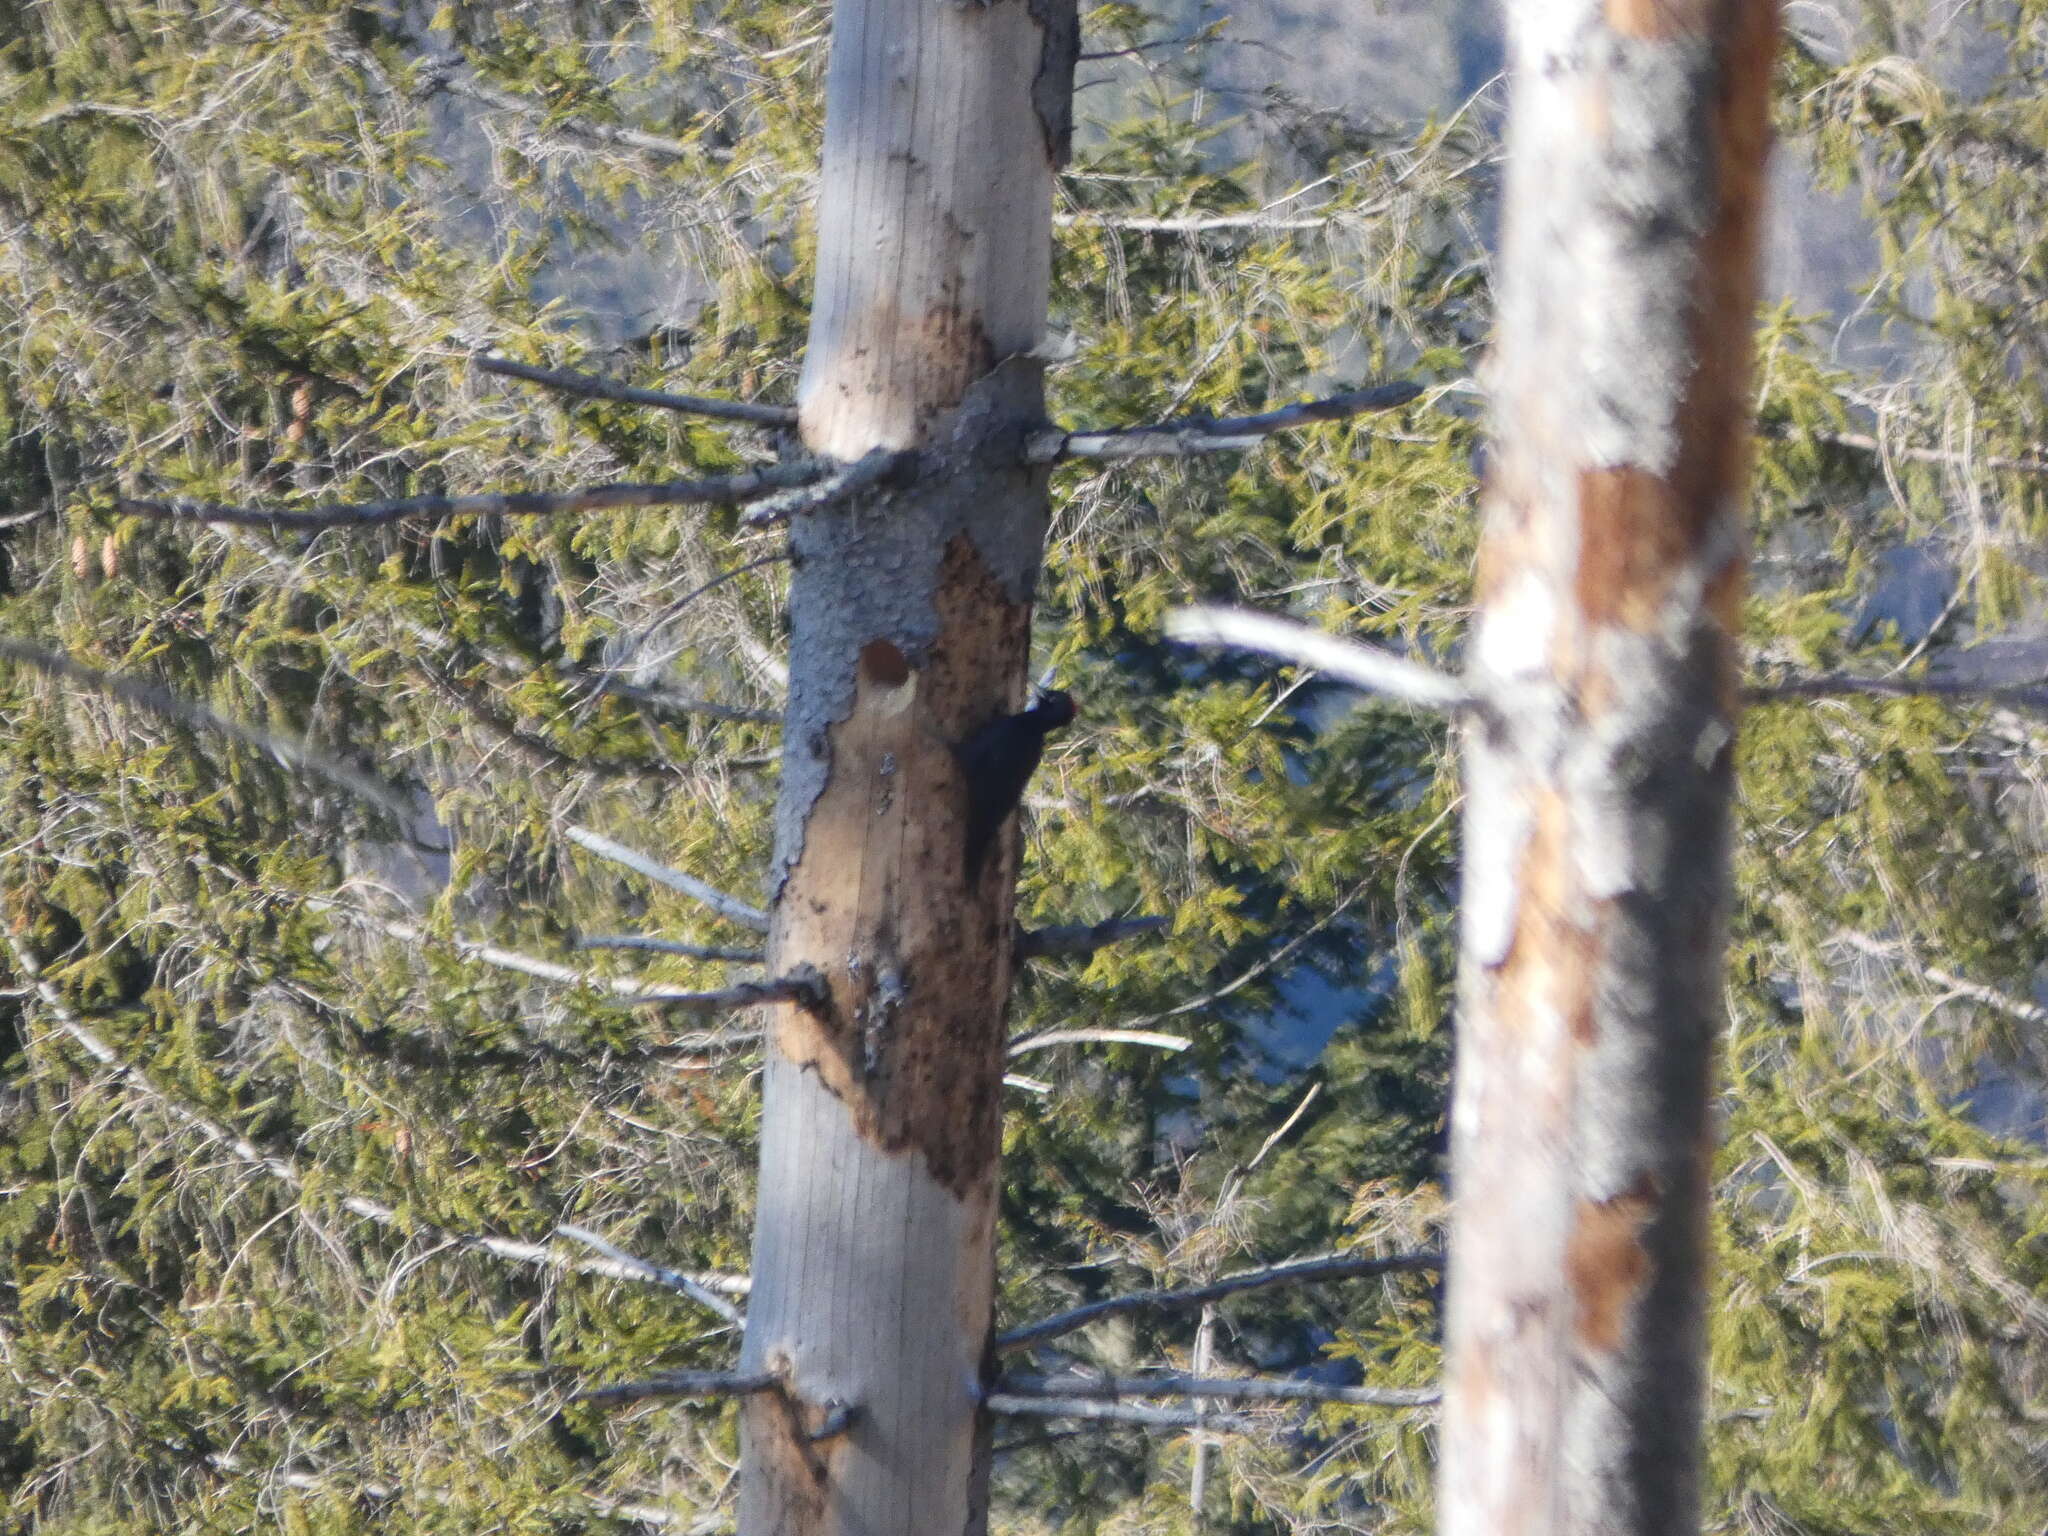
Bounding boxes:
325 905 799 1009
1016 915 1169 960
575 675 783 726
1748 671 2048 707
738 447 916 527
996 1251 1441 1351
473 354 798 426
555 1225 745 1326
114 462 825 530
577 935 767 964
1028 381 1421 463
564 825 770 931
982 1395 1263 1432
995 1372 1439 1409
575 1369 786 1407
1164 606 1473 713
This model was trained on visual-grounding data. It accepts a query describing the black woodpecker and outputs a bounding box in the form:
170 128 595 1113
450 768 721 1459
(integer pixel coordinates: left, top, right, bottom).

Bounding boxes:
955 688 1077 881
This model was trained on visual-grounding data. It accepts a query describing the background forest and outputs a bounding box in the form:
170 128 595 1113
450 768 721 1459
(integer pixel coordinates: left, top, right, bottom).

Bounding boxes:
0 1 2044 1533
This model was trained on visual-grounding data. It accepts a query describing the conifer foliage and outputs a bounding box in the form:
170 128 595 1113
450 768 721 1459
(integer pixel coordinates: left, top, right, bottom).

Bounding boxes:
0 2 2042 1534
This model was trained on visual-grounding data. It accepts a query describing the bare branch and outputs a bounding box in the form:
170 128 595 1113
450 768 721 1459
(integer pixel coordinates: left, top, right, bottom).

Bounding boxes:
0 638 411 815
6 935 747 1317
114 462 824 531
610 972 825 1013
576 675 783 726
328 905 794 1008
564 825 770 931
1764 421 2048 476
995 1250 1442 1352
1165 606 1473 713
473 354 797 427
577 935 767 964
575 1369 784 1407
1006 1028 1190 1057
996 1372 1439 1409
1747 671 2048 707
555 1225 745 1326
982 1394 1263 1433
739 447 917 527
1017 915 1169 960
1836 931 2048 1028
1029 381 1421 464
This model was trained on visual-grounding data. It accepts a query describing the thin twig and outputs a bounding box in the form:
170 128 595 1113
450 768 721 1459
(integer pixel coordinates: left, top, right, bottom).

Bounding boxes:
1029 382 1421 464
564 825 770 931
1837 931 2048 1027
114 462 824 530
1747 672 2048 706
554 1225 744 1326
1006 1028 1190 1057
574 1369 784 1407
473 355 797 427
576 675 783 726
1016 915 1169 960
610 553 792 672
740 447 916 527
982 1394 1263 1432
0 638 410 815
1165 606 1473 713
995 1251 1442 1351
997 1372 1437 1409
327 904 793 1009
1765 422 2048 476
577 935 766 964
6 935 746 1318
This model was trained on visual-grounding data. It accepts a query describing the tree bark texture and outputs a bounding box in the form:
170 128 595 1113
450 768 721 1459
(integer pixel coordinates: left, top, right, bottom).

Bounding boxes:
737 1 1076 1533
1439 4 1776 1535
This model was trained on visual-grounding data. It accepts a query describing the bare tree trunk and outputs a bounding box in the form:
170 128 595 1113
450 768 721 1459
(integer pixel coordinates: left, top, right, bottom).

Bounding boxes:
737 0 1075 1532
1438 4 1776 1534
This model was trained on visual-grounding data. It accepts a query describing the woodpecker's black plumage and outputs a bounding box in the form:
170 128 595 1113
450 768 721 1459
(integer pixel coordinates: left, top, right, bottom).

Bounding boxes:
955 689 1077 881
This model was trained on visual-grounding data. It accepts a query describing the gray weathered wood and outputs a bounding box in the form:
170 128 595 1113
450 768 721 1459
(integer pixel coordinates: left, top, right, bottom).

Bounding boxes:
1437 4 1776 1534
737 1 1078 1533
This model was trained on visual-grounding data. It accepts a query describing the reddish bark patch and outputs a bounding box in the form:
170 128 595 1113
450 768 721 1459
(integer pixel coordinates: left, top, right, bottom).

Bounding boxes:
1605 0 1706 40
1492 791 1601 1048
1574 466 1691 633
1565 1175 1660 1352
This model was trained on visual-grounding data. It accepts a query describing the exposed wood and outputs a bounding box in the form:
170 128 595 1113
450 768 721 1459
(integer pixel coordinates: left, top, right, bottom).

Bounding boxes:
1438 4 1776 1534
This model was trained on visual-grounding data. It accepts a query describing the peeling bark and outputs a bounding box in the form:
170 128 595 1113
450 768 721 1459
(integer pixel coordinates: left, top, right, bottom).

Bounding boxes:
738 0 1074 1530
1438 3 1776 1535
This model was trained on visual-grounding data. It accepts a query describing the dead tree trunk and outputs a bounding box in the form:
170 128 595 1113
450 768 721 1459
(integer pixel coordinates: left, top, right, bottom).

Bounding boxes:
1438 3 1776 1534
736 0 1076 1532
